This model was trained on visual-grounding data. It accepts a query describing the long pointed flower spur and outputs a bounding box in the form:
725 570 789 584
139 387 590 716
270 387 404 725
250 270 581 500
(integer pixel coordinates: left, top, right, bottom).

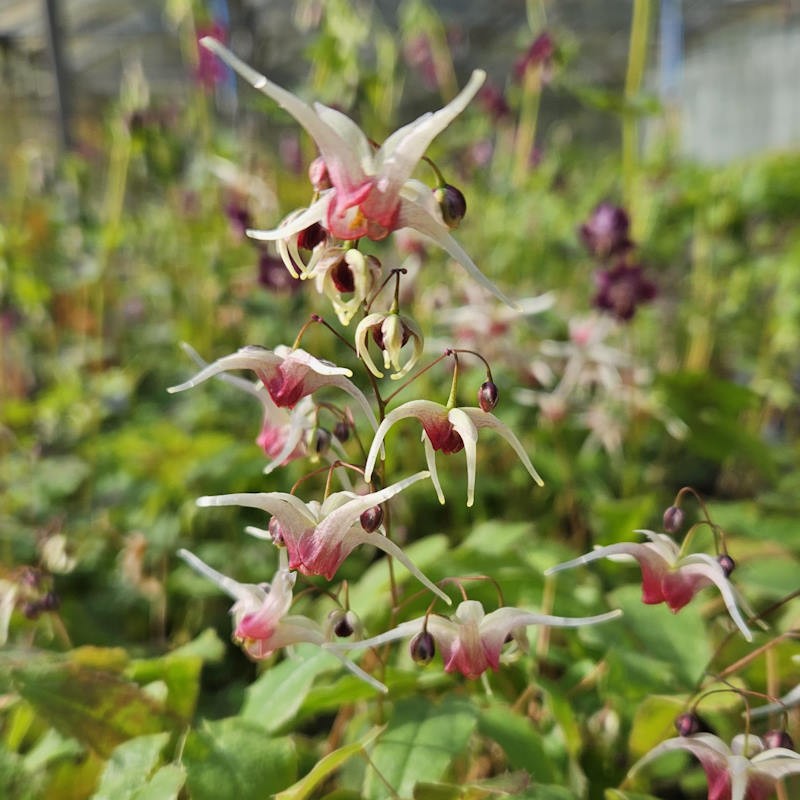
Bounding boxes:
545 529 754 641
199 37 515 307
196 470 450 605
333 599 621 680
178 549 387 692
364 399 543 507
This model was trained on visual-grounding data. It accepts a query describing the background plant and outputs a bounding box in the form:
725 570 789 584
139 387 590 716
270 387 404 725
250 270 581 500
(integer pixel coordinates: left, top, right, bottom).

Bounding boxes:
1 1 798 799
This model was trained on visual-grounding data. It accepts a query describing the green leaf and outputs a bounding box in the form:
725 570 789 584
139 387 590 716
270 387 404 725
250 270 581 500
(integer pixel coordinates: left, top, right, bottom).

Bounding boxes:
92 733 170 800
10 656 178 757
363 695 478 800
477 702 555 782
627 696 684 759
131 765 186 800
240 646 340 734
276 727 384 800
606 584 711 688
126 653 203 721
182 718 297 800
604 791 661 800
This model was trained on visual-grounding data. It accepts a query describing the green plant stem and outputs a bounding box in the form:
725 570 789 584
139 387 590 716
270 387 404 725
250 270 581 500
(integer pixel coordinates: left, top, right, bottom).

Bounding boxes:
622 0 652 207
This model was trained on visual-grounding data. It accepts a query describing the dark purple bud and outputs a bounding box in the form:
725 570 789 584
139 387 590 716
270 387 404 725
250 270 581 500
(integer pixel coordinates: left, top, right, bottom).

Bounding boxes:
674 712 705 737
268 517 286 547
360 505 384 533
579 203 633 258
763 730 794 751
478 380 499 412
410 630 436 665
717 554 736 577
434 184 467 229
663 505 684 534
314 428 332 455
22 601 42 620
592 261 657 322
513 31 556 83
478 83 511 121
334 616 354 638
39 591 60 612
296 222 327 251
332 420 350 442
309 156 331 191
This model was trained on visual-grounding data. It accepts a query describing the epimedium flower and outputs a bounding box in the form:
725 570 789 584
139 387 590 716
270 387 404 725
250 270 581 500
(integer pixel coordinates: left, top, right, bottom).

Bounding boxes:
544 529 754 641
592 260 657 322
579 202 633 259
168 344 379 432
364 400 544 507
629 732 800 800
355 311 424 380
199 37 516 307
177 549 387 692
314 248 382 326
195 470 450 605
334 599 622 680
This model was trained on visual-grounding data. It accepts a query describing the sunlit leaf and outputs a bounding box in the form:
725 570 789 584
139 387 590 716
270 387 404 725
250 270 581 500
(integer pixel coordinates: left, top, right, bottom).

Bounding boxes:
182 718 296 800
363 695 477 800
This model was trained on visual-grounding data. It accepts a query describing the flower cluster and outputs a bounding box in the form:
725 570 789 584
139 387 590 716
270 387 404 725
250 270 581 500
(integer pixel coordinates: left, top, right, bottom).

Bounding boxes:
172 41 625 693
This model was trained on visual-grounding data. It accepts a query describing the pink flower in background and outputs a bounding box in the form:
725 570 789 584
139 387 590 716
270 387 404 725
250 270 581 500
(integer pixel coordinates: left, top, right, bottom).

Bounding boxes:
195 23 228 89
630 733 800 800
545 529 754 641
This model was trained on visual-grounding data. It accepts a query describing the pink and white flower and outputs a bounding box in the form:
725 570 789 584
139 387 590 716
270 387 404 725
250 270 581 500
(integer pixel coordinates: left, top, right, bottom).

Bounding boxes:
177 549 386 691
168 345 378 432
544 530 754 641
364 400 543 507
199 37 514 307
630 732 800 800
195 470 449 604
336 599 621 680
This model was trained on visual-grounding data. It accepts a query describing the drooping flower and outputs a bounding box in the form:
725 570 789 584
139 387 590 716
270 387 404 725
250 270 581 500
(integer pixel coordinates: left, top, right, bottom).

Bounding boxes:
579 202 633 259
168 345 378 432
544 530 754 641
195 470 449 604
630 732 800 800
335 599 621 680
199 37 515 307
364 400 543 507
592 261 657 322
177 549 386 692
355 311 424 380
314 248 382 326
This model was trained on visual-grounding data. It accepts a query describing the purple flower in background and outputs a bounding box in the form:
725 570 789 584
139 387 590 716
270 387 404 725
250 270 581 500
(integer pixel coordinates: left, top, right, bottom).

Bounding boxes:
579 202 633 258
513 32 556 83
195 23 228 90
258 251 302 294
593 261 657 322
478 82 511 121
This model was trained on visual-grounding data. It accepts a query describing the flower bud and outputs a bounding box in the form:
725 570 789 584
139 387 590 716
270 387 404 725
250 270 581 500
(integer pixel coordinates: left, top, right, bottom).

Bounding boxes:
268 517 286 547
22 601 42 620
360 505 384 533
663 505 684 534
314 428 332 455
409 630 435 665
434 184 467 228
333 420 350 442
717 554 735 577
308 156 331 192
763 730 794 751
675 712 705 737
39 591 61 612
478 380 499 412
